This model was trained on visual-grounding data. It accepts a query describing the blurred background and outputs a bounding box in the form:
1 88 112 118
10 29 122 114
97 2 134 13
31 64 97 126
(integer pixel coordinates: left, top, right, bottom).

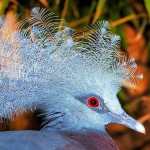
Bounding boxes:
0 0 150 150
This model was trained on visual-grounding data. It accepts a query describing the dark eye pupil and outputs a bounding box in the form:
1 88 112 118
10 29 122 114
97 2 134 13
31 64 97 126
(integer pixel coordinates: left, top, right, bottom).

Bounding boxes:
91 100 96 105
87 97 99 108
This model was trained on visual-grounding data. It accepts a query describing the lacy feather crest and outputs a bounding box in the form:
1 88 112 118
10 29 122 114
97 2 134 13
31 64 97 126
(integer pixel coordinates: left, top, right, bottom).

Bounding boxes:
0 8 143 118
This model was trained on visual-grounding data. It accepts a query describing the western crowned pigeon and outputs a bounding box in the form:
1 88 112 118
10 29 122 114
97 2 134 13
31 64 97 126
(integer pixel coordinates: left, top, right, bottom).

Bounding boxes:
0 7 145 150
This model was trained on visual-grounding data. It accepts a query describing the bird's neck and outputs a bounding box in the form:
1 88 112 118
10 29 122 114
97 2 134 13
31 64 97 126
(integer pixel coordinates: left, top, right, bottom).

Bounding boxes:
38 109 106 134
41 120 107 135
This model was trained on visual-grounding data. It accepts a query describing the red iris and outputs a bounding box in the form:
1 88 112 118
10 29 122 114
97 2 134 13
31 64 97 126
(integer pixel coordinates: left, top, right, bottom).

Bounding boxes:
87 97 99 108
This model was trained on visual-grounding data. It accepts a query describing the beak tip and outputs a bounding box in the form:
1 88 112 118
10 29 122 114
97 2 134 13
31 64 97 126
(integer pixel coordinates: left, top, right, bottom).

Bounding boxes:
135 122 146 134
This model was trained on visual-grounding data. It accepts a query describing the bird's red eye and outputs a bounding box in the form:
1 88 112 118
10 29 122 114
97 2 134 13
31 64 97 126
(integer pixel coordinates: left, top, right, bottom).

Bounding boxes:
87 97 99 108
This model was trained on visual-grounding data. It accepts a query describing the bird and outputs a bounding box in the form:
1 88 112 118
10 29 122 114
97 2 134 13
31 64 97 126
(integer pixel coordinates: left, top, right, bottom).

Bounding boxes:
0 7 145 150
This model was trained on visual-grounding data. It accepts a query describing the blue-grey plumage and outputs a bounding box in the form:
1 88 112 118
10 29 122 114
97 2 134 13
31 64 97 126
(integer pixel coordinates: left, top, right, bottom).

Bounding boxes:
0 7 145 150
0 130 119 150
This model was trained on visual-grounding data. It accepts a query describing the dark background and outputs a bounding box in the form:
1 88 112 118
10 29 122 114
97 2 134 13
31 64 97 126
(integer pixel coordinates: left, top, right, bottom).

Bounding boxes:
0 0 150 149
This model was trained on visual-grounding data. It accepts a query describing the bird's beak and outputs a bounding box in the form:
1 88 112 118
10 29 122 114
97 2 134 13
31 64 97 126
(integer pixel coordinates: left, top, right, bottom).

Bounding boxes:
108 112 145 134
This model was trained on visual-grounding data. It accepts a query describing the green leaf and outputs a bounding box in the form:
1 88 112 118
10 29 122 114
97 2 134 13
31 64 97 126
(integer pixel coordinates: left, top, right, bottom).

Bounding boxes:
144 0 150 21
93 0 106 23
0 0 9 16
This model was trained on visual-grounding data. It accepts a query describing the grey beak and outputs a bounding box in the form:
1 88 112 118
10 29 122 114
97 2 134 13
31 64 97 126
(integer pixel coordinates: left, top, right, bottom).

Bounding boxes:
108 112 145 134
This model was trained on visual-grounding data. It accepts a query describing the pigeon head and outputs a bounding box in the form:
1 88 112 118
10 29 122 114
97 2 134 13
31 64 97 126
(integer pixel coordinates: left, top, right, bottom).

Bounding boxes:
0 8 145 135
40 49 145 134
